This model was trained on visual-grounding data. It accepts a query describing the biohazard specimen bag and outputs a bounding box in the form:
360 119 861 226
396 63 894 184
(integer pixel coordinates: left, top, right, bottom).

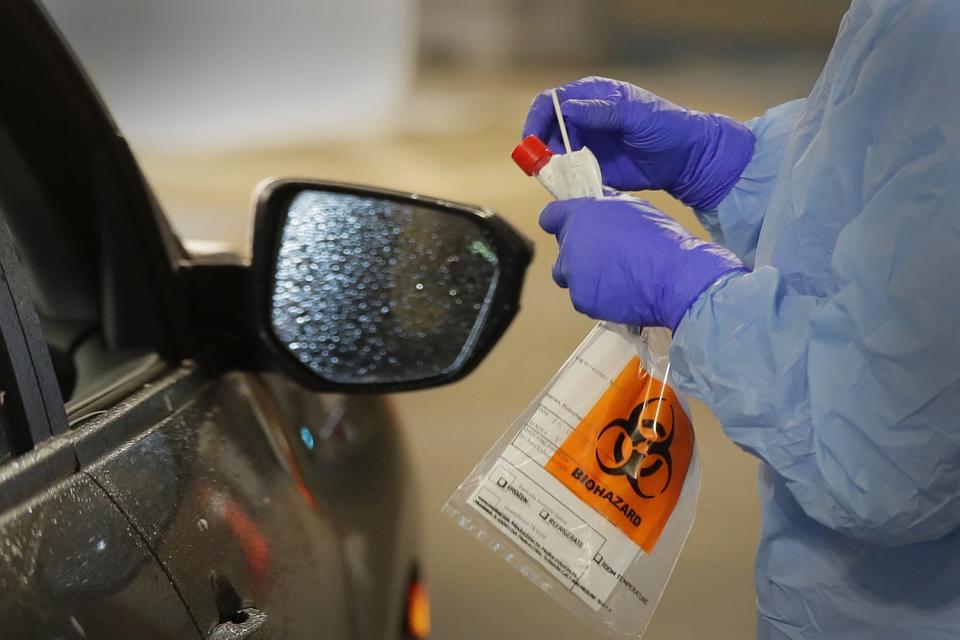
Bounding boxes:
444 323 700 637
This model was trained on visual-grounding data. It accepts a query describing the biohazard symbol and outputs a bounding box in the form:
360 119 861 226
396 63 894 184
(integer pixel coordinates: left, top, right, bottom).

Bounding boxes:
594 398 675 499
545 355 694 553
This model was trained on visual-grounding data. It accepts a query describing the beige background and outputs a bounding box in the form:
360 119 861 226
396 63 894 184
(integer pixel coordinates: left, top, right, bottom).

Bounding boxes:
139 57 825 639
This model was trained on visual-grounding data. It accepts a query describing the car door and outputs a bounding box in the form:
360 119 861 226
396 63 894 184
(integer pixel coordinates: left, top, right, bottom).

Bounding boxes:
0 3 354 638
81 367 356 639
0 214 199 639
0 10 198 633
0 207 354 640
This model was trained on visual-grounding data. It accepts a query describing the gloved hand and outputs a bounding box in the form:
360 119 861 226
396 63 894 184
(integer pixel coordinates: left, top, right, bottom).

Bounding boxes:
523 77 755 211
540 194 748 330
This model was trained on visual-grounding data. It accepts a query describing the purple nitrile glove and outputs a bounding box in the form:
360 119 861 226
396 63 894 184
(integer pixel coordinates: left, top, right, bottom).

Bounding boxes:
540 194 748 330
522 77 755 211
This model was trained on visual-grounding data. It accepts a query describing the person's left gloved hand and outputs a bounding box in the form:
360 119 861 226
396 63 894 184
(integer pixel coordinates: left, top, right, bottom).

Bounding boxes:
523 77 755 211
540 194 748 330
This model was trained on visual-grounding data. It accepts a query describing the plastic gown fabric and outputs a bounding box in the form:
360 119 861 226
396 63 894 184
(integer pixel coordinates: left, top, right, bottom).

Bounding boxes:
669 1 960 638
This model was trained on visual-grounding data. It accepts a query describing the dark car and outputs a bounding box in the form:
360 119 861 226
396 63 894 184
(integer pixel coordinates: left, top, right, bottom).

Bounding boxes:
0 2 531 639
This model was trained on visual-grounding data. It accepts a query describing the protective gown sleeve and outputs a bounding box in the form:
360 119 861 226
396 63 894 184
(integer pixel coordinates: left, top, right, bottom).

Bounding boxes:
693 99 805 268
670 2 960 547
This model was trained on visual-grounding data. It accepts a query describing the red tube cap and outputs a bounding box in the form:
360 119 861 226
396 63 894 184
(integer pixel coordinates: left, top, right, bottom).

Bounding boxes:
512 135 553 176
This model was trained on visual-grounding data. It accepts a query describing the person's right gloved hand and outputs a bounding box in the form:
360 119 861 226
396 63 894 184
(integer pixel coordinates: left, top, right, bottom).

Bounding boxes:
523 76 755 211
540 193 748 331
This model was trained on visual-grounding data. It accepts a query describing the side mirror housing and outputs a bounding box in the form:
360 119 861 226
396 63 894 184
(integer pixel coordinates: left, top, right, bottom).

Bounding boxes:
244 179 532 392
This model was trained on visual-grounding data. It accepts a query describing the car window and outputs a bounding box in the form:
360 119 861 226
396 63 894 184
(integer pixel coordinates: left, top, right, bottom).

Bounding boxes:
0 121 154 430
0 124 91 388
0 123 96 388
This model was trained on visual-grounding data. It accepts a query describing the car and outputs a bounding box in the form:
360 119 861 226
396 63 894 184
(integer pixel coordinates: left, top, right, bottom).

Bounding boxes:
0 2 532 639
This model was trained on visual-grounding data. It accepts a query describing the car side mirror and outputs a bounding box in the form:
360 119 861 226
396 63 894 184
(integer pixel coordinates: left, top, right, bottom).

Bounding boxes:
249 180 532 392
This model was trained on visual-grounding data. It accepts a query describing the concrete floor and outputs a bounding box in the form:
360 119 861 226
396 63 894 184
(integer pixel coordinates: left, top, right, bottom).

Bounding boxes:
140 58 824 639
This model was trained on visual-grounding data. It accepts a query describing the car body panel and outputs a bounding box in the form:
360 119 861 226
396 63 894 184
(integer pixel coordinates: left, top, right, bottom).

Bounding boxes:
261 376 422 640
0 470 199 640
85 366 357 638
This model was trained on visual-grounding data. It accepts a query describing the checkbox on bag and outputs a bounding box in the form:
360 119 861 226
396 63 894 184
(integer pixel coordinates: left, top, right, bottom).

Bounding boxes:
497 477 508 488
539 509 550 520
594 553 603 564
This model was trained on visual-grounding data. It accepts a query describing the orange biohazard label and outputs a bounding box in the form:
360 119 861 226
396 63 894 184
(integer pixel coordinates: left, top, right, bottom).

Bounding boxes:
545 356 694 554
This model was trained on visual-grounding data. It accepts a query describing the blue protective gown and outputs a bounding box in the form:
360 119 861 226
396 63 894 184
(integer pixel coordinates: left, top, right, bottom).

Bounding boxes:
670 1 960 638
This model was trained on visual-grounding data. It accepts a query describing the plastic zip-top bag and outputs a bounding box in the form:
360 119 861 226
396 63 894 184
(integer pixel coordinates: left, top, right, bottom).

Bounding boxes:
447 93 700 636
443 324 700 637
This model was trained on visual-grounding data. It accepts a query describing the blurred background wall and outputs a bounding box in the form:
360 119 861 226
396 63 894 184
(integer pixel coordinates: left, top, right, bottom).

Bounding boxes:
41 0 847 152
42 0 418 150
420 0 845 68
40 2 849 639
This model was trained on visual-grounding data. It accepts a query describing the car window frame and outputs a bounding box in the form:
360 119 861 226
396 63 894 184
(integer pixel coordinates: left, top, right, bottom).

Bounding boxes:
0 215 68 460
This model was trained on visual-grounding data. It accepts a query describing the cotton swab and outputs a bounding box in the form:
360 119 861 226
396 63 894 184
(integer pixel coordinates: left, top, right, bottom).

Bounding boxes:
551 88 573 154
